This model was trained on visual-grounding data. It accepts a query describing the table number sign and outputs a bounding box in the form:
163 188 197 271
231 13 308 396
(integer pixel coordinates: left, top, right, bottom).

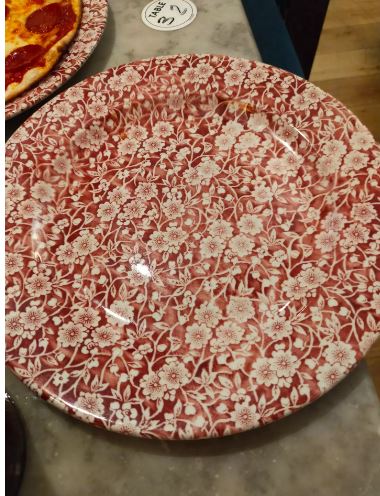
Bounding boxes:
142 0 197 31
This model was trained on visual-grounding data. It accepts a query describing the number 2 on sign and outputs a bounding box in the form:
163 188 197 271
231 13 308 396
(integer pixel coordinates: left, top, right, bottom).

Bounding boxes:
170 4 187 15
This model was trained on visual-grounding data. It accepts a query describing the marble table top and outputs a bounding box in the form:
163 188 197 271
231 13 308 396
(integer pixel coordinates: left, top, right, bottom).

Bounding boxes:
5 1 380 495
6 364 380 496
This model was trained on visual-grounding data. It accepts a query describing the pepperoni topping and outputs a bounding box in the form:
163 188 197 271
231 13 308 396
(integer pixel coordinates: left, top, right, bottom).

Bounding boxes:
6 45 44 71
5 5 9 19
6 45 45 87
26 2 76 36
26 3 62 34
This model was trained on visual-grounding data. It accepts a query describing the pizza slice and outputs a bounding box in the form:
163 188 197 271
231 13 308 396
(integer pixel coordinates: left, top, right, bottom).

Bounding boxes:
5 0 82 102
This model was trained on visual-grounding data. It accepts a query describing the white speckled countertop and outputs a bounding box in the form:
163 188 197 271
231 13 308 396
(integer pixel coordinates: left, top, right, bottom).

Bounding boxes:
5 1 380 495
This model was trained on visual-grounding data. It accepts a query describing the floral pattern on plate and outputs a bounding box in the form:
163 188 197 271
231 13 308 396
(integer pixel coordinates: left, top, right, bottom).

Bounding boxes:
5 54 380 440
5 0 108 120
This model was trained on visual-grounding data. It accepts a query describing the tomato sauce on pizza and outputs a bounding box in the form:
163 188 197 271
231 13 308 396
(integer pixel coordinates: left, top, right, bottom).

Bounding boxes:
5 0 81 102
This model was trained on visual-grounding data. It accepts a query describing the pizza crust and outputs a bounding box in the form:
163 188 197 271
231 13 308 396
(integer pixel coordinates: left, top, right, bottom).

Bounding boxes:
5 0 82 102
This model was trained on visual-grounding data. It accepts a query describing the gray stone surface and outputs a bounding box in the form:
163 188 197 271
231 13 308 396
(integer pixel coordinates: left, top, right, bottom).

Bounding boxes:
6 364 380 496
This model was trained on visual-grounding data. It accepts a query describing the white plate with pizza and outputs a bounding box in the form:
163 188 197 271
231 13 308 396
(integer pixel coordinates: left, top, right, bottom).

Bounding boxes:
5 0 108 120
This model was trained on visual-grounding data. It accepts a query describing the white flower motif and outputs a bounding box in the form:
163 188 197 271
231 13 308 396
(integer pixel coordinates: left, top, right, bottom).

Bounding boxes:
197 159 221 182
118 138 139 155
56 243 77 265
183 67 199 83
92 325 121 348
282 277 308 300
166 226 188 250
200 236 225 258
263 316 292 339
5 253 23 275
135 182 158 200
231 403 260 430
52 371 70 387
317 363 346 393
58 322 87 347
315 230 339 253
276 123 298 144
321 140 347 157
25 273 52 297
121 68 141 85
72 232 99 256
229 234 254 256
195 302 222 327
252 183 273 203
236 132 260 151
195 62 214 82
148 231 169 252
129 125 148 141
30 181 55 202
208 219 234 239
222 121 243 137
185 324 211 349
6 311 24 337
52 155 71 174
230 58 251 72
298 267 327 289
158 361 190 390
251 357 278 386
321 212 347 232
350 130 374 150
152 121 174 137
74 392 105 423
227 296 254 323
6 183 26 203
87 125 107 147
270 350 299 378
17 199 41 219
73 128 92 149
248 112 269 132
162 198 185 219
97 202 119 221
316 155 341 176
342 150 369 172
140 372 166 400
215 133 235 150
351 203 377 224
224 69 245 86
247 66 269 84
324 342 356 369
303 85 325 104
237 214 263 235
107 187 130 205
123 200 146 219
20 305 48 331
106 300 134 326
143 137 164 153
88 99 108 118
342 223 370 247
216 322 245 344
73 308 100 329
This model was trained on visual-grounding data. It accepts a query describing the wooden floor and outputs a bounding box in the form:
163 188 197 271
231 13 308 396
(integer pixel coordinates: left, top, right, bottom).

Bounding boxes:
310 0 380 397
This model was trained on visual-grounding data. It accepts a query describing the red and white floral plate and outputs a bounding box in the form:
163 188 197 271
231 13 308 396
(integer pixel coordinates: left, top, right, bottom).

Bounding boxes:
5 54 380 440
5 0 108 121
